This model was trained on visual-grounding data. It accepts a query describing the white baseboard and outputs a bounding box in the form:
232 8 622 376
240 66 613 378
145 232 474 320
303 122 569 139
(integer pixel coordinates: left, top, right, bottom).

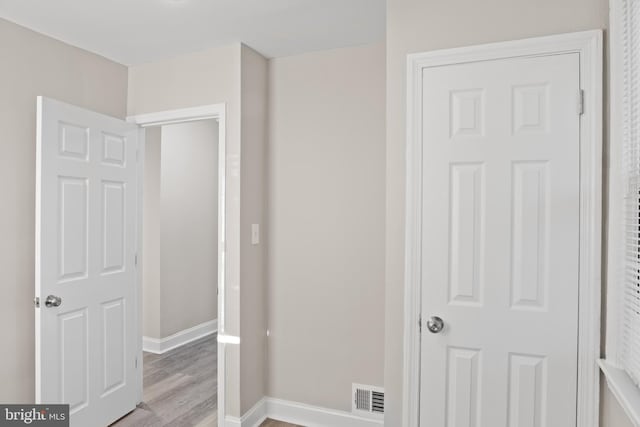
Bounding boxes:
226 397 383 427
142 319 217 354
224 416 242 427
225 397 268 427
243 397 268 427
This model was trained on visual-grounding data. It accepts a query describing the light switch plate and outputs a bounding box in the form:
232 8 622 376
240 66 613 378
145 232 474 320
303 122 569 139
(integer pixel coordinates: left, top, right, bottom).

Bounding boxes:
251 224 260 245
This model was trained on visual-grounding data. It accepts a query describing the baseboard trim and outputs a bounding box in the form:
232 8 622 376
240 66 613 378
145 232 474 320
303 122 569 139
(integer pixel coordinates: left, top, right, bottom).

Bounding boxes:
243 397 268 427
225 397 268 427
142 319 217 354
226 397 383 427
224 416 241 427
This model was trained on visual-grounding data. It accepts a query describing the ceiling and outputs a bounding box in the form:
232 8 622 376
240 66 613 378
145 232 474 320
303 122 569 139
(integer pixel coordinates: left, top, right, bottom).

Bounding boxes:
0 0 386 65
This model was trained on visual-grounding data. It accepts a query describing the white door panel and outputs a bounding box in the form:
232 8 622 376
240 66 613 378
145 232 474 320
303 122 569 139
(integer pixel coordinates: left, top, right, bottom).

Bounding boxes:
419 54 580 426
36 97 139 427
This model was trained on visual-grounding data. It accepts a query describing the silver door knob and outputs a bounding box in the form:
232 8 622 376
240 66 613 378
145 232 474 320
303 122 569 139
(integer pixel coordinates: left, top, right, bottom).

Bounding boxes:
45 295 62 308
427 316 444 333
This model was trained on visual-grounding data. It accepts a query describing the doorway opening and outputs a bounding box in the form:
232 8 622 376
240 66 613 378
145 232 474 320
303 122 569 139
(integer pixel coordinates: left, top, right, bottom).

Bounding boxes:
128 104 227 427
112 118 220 426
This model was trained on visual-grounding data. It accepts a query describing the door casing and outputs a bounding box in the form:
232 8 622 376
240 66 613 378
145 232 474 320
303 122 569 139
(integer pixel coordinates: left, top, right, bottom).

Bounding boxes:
402 30 603 427
127 104 228 427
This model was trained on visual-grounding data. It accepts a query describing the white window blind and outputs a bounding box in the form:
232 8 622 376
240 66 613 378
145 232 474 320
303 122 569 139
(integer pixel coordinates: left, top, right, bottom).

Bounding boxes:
620 0 640 387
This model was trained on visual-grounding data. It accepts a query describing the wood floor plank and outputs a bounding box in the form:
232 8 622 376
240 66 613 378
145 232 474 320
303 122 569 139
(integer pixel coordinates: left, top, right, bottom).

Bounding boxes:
192 411 217 427
112 335 300 427
111 334 217 427
259 419 302 427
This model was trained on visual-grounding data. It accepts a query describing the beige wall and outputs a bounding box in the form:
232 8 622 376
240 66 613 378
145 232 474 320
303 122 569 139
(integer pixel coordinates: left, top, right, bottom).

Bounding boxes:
143 126 162 339
0 18 128 403
385 0 612 425
161 120 219 336
127 44 239 117
142 120 219 339
240 45 269 413
128 44 243 417
267 42 386 412
128 43 268 418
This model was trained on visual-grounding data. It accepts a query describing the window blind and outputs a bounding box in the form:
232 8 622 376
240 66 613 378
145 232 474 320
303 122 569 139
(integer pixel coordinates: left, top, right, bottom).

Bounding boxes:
620 0 640 387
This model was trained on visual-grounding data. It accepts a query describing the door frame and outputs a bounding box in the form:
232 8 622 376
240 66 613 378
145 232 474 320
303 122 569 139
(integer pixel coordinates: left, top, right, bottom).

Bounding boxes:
127 103 228 426
402 30 602 427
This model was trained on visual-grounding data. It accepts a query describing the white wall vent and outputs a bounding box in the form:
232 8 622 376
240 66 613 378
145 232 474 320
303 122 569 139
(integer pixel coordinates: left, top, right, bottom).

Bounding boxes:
352 383 384 418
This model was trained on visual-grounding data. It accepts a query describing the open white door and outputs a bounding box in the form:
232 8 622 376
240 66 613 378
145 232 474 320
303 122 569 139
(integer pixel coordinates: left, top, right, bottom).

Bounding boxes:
36 97 140 427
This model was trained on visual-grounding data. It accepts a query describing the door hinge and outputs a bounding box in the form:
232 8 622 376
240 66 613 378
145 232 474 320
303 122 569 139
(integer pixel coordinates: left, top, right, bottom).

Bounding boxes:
418 314 422 333
135 357 138 369
33 297 40 308
577 89 585 115
135 254 138 266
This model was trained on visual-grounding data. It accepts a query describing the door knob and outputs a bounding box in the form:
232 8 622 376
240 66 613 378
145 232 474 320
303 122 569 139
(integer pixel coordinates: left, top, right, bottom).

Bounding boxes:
426 316 444 333
45 295 62 308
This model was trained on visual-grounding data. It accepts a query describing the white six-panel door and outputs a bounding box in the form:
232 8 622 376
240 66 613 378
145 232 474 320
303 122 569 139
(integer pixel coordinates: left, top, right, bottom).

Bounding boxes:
419 53 581 426
36 97 139 427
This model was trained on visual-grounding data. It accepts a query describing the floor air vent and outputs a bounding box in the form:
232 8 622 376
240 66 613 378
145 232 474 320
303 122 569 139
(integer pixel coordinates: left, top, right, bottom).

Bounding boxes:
352 383 384 418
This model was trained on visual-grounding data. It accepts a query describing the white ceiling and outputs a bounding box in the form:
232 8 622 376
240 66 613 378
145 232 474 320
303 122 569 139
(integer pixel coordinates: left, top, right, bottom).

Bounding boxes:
0 0 386 65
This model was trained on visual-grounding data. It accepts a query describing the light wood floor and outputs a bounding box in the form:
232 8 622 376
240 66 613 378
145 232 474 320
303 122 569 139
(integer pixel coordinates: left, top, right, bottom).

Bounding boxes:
259 420 301 427
110 334 299 427
111 334 217 427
